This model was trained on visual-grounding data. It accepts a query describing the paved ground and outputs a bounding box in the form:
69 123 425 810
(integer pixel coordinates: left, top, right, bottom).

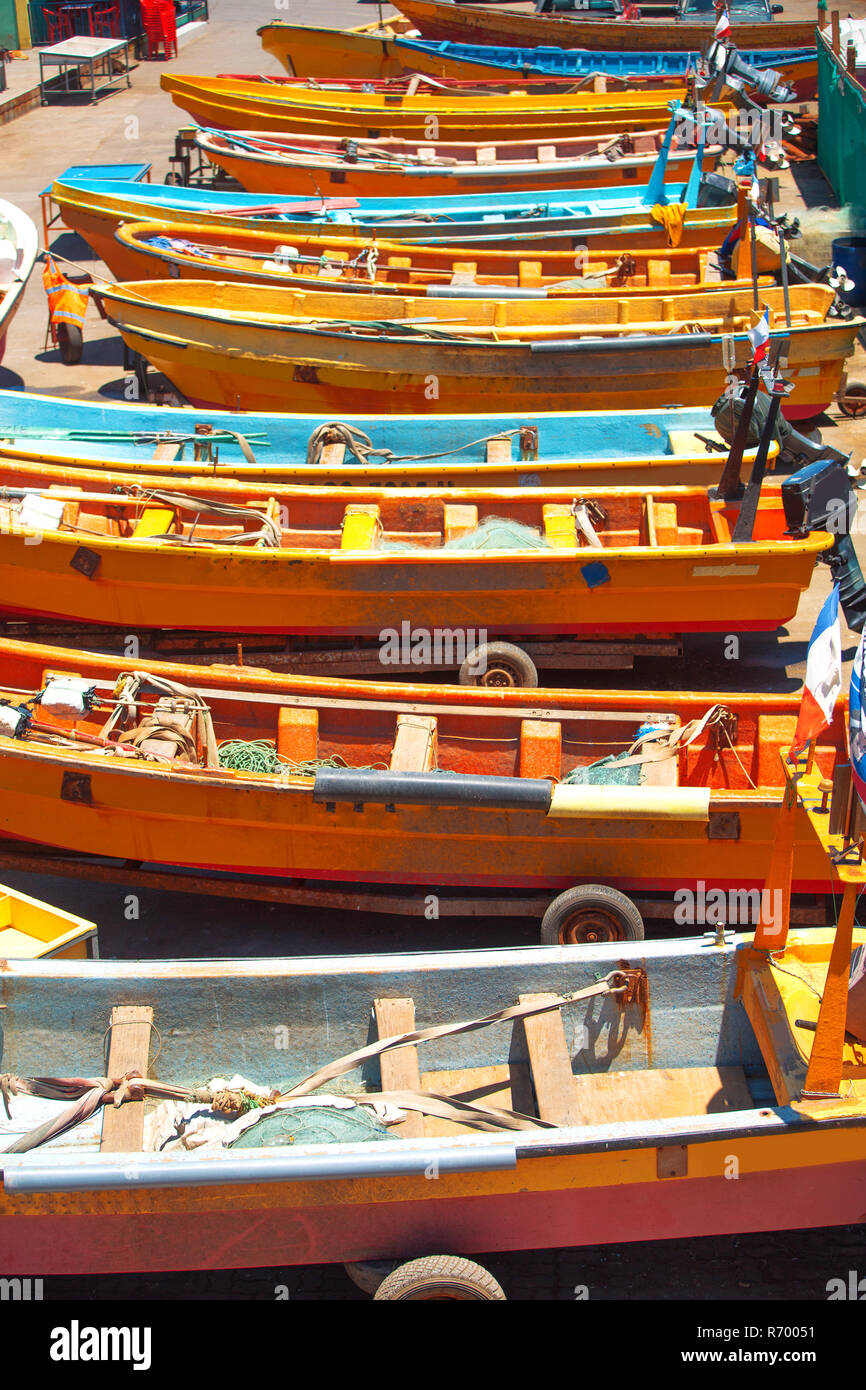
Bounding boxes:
0 0 865 1302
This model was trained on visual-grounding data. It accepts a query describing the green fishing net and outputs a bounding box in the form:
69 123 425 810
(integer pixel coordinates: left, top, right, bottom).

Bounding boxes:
229 1105 395 1149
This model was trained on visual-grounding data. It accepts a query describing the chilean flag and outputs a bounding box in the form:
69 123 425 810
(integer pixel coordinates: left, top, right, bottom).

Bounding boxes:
715 7 731 39
792 586 842 754
850 625 866 807
748 305 770 364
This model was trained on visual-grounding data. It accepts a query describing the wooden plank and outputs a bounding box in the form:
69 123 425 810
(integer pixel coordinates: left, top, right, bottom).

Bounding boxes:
374 997 425 1138
740 959 806 1105
519 992 587 1126
571 1065 753 1125
421 1062 535 1137
390 713 438 772
151 442 181 461
100 1005 154 1154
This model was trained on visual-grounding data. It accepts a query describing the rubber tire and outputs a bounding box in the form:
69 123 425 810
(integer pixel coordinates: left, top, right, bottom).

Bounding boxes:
56 322 83 366
540 884 645 946
343 1259 397 1295
458 641 538 689
373 1255 506 1301
163 172 184 186
839 382 866 419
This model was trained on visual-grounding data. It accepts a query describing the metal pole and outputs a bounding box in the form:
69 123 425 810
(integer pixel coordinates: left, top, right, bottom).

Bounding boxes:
714 361 761 500
731 379 785 543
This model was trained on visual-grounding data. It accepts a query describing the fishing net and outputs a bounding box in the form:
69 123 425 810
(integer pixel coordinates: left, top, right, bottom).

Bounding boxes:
562 752 642 788
229 1104 394 1149
217 741 388 776
377 516 550 554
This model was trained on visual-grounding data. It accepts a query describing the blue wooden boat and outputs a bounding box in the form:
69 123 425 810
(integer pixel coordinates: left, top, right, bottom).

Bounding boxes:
391 37 817 84
0 390 754 489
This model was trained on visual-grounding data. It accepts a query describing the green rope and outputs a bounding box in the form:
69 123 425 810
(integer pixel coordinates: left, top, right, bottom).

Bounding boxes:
217 740 388 777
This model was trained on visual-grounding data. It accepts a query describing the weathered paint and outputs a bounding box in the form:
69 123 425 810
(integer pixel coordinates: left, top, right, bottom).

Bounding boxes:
0 638 847 892
0 484 831 634
92 279 858 422
391 0 816 55
160 72 726 140
0 943 863 1275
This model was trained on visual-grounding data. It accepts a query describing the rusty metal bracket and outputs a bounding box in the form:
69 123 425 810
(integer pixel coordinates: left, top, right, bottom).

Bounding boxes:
707 811 741 841
612 965 648 1012
519 425 539 461
60 771 92 805
709 708 739 748
657 1144 688 1179
69 546 101 579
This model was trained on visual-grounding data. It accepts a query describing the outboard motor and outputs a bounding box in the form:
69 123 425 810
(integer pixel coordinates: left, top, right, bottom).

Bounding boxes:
700 40 796 104
781 460 866 632
711 385 851 470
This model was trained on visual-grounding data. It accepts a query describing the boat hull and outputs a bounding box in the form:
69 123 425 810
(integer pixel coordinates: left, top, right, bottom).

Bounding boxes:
0 941 862 1275
161 72 710 140
255 22 818 100
392 0 817 53
199 134 713 200
98 283 856 423
0 642 843 895
0 520 828 636
53 179 741 264
3 1155 864 1276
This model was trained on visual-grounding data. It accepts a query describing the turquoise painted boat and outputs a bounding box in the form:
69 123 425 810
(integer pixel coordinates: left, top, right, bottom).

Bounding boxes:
392 37 817 82
0 390 753 489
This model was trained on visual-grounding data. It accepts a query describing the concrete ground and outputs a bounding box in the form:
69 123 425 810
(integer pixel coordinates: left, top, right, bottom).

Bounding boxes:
0 0 865 1302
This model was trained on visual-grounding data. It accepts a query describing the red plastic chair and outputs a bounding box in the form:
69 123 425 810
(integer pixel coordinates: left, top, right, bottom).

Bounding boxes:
93 3 120 37
43 3 73 42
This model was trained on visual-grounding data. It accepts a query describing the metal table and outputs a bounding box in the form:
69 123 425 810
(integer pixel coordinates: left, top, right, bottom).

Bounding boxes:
39 35 131 103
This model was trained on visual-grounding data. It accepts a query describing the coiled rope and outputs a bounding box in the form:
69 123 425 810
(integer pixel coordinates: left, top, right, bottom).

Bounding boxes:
305 421 522 469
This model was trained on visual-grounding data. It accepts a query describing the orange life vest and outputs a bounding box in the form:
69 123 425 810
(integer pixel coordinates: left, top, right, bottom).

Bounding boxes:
43 255 88 330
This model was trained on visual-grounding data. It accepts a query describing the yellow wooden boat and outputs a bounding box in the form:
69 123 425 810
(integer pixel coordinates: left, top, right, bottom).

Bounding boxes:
0 883 97 959
0 480 830 638
91 279 859 422
113 219 775 301
160 72 730 140
194 125 715 199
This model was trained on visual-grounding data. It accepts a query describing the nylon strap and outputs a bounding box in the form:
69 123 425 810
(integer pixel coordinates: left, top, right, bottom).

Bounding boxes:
282 977 622 1099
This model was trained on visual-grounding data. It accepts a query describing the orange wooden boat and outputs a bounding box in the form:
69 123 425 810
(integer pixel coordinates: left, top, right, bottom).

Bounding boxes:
0 637 848 913
0 480 830 640
194 125 716 199
113 219 775 300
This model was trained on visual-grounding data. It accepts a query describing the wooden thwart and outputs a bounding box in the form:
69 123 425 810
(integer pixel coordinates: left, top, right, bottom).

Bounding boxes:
520 991 588 1126
374 997 425 1138
100 1005 154 1153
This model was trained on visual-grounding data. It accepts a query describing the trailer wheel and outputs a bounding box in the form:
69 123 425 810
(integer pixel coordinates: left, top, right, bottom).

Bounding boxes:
373 1255 506 1301
459 641 538 689
540 884 645 946
56 322 83 366
839 382 866 419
